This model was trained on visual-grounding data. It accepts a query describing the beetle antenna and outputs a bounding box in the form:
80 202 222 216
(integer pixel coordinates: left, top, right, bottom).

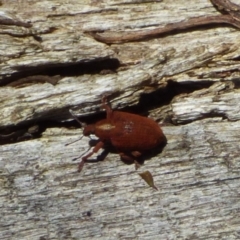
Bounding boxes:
65 109 86 146
65 135 84 146
71 146 91 161
69 109 86 127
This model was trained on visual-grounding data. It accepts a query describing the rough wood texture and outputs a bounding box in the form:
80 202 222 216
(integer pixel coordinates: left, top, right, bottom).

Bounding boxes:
1 0 240 239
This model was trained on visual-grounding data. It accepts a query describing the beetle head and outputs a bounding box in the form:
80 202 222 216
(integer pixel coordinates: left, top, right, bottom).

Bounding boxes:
83 124 95 136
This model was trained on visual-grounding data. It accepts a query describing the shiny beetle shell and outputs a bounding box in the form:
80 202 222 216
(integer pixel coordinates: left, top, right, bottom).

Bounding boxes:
77 98 166 172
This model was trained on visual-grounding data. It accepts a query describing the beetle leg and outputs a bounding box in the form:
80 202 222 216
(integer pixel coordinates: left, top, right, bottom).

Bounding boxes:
119 152 134 162
134 161 141 170
131 151 142 157
119 152 141 170
101 96 113 119
78 141 104 172
131 151 142 169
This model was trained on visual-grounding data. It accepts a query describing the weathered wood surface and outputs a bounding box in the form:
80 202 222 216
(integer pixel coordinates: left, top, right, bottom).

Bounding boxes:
1 0 240 239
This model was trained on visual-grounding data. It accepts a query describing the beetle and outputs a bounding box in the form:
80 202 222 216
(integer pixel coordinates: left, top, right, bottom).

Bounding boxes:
75 97 166 172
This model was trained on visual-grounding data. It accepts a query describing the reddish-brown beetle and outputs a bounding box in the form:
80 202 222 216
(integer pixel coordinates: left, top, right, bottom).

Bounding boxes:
74 97 166 172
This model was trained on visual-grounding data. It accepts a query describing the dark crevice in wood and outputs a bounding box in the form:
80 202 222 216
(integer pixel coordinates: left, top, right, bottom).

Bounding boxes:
202 111 229 120
0 18 32 28
173 112 229 125
0 124 41 145
123 80 214 115
232 78 240 88
0 119 79 145
0 58 120 87
112 0 163 6
5 75 62 88
231 55 240 61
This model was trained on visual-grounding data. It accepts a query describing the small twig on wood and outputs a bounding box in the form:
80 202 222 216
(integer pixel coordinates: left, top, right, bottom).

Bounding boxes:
86 0 240 44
